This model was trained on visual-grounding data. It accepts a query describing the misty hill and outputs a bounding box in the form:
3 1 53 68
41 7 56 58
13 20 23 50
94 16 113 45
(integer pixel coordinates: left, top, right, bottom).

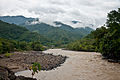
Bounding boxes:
0 15 37 25
54 21 93 36
0 16 94 45
23 23 76 45
0 20 49 45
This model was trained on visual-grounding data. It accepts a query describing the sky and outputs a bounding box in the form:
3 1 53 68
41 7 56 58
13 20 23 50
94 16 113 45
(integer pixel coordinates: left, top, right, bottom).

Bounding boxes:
0 0 120 28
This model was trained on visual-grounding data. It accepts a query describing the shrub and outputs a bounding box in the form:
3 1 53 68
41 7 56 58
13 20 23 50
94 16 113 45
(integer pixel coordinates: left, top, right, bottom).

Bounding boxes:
29 63 41 78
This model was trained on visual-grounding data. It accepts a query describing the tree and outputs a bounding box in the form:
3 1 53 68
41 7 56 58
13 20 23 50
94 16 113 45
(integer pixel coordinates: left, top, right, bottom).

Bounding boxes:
30 41 44 51
93 8 120 59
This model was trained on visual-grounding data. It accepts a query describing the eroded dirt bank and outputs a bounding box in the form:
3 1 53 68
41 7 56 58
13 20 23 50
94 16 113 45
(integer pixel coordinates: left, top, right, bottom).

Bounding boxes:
16 49 120 80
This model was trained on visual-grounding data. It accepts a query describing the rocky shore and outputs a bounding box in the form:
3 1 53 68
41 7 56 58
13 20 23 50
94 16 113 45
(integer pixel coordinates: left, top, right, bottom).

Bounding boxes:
0 66 37 80
0 51 67 72
16 49 120 80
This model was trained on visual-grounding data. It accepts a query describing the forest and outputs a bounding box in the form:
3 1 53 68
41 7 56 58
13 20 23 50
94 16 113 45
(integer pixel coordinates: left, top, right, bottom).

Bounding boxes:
67 8 120 60
0 20 47 54
0 38 45 54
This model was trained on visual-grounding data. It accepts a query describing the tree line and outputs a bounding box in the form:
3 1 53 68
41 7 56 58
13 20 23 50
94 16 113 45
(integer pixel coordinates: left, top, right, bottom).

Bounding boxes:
67 8 120 60
0 38 45 54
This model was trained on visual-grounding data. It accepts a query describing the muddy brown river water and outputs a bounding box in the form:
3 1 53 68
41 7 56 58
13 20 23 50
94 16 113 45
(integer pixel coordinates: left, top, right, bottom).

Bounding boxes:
15 49 120 80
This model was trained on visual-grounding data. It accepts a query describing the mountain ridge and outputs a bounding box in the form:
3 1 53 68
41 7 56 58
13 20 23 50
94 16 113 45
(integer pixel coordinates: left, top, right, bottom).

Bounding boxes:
0 20 50 45
0 16 94 46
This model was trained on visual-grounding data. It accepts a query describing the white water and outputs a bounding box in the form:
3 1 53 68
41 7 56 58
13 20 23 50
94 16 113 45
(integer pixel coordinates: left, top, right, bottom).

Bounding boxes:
15 49 120 80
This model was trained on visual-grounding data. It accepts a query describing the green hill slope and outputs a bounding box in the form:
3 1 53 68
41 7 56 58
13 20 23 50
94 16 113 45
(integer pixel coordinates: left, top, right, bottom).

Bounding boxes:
0 16 94 47
0 20 49 45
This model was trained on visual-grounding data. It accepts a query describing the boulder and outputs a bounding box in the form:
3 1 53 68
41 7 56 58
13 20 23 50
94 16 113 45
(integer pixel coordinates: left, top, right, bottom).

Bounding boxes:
0 66 36 80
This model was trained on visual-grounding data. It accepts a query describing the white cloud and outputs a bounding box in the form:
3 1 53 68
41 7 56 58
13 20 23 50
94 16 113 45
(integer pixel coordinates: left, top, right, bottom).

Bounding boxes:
0 0 120 28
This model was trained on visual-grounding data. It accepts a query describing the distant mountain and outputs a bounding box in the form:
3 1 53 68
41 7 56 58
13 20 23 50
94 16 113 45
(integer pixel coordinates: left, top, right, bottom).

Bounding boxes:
23 21 93 43
23 23 76 44
54 21 93 32
53 21 93 38
0 20 49 45
54 21 74 31
0 16 94 45
72 21 82 24
0 15 38 25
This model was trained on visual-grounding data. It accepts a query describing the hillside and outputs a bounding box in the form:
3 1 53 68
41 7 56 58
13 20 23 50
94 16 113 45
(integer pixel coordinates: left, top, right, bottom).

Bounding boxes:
0 16 94 46
23 23 76 43
0 15 37 25
0 20 49 45
23 21 94 44
54 21 93 38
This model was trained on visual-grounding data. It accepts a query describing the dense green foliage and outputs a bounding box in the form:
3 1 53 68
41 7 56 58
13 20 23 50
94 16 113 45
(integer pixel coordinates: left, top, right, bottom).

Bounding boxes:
67 8 120 60
0 16 93 47
66 38 95 52
92 8 120 59
23 22 93 46
0 38 45 54
0 20 51 45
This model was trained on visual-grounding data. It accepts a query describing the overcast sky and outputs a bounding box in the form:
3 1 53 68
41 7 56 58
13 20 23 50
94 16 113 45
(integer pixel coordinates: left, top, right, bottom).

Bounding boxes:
0 0 120 28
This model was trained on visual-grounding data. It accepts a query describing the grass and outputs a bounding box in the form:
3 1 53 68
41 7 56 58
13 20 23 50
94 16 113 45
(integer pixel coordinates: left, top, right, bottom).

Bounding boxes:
4 52 14 58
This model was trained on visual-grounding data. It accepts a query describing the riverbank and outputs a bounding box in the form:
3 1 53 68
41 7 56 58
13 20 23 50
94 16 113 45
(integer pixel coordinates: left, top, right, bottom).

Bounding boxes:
0 66 37 80
16 49 120 80
0 51 67 72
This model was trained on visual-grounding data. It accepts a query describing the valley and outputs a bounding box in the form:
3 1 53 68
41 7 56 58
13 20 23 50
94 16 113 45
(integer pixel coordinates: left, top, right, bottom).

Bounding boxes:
0 16 93 47
0 8 120 80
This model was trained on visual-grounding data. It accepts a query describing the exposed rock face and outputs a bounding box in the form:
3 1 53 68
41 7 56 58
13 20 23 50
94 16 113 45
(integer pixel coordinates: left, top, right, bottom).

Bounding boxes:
0 66 36 80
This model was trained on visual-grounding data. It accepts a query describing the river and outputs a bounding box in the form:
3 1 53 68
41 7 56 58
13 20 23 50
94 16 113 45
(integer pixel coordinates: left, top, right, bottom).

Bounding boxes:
15 49 120 80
